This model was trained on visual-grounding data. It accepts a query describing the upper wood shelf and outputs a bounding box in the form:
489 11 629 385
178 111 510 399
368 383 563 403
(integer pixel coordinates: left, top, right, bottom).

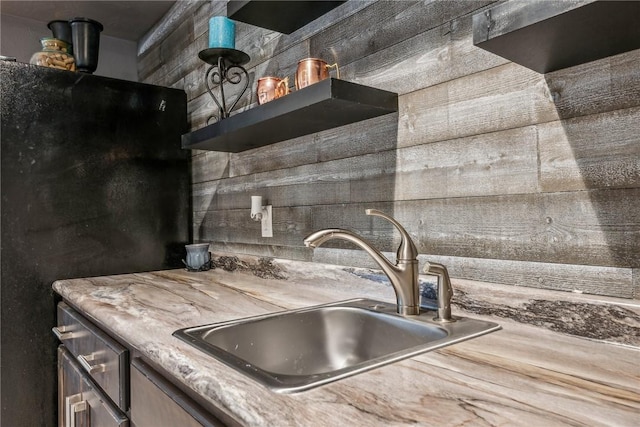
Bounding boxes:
182 78 398 153
472 0 640 73
227 0 346 34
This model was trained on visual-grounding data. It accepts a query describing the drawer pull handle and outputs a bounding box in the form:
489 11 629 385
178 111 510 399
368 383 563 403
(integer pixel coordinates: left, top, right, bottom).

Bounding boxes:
65 393 88 427
52 326 74 341
78 353 106 374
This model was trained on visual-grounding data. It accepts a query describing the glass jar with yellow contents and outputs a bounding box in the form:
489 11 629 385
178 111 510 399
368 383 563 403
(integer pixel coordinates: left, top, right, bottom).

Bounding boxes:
30 38 76 71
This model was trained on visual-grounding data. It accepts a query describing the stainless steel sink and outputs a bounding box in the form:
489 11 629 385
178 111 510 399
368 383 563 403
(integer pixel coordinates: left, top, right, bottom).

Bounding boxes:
173 299 500 393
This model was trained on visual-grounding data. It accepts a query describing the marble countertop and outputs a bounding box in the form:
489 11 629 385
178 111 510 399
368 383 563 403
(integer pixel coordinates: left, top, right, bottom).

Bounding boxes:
53 255 640 426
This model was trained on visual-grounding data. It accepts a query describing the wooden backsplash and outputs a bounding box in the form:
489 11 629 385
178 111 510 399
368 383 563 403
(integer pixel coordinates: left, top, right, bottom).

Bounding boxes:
138 0 639 299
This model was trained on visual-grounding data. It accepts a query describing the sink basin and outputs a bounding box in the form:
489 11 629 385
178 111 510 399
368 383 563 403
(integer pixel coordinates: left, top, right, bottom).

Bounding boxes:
173 298 500 393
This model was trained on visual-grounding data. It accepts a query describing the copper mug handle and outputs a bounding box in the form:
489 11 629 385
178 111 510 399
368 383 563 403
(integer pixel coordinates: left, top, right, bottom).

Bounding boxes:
257 76 289 105
295 58 340 90
326 62 340 79
275 77 290 99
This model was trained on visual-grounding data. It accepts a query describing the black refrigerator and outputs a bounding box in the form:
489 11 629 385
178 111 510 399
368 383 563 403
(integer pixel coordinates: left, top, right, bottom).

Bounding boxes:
1 61 191 427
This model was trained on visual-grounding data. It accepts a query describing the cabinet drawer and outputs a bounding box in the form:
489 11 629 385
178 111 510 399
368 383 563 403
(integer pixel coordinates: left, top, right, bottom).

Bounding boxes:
59 346 129 427
55 302 129 411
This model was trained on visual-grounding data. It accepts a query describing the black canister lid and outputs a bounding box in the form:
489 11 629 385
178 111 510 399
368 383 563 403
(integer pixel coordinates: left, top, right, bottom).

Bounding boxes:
69 17 104 32
47 20 69 29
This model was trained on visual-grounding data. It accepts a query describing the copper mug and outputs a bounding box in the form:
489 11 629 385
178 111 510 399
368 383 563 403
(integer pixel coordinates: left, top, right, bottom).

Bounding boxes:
257 76 290 105
295 58 340 90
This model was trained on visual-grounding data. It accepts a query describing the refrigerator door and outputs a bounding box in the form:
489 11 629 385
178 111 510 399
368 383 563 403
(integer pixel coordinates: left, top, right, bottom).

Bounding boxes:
1 61 189 427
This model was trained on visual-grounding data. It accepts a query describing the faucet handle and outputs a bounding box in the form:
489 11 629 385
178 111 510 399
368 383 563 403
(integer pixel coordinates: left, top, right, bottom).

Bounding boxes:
365 209 418 261
424 261 455 323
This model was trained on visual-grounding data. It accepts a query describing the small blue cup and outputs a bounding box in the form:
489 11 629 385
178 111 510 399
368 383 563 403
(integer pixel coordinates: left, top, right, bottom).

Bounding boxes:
184 243 211 271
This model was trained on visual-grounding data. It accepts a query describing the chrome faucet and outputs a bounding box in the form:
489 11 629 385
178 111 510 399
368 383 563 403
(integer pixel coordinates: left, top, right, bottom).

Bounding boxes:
304 209 454 321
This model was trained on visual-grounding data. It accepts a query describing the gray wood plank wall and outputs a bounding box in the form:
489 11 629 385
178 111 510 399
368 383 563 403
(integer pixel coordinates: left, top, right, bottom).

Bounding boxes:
138 0 640 299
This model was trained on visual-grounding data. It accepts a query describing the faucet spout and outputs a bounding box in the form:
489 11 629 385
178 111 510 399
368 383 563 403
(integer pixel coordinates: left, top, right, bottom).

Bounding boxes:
304 210 420 316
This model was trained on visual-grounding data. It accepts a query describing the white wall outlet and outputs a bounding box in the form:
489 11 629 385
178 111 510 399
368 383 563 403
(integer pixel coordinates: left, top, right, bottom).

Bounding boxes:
261 205 273 238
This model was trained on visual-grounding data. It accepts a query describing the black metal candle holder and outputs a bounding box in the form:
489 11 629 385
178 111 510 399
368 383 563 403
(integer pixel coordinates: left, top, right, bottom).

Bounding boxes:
198 48 250 124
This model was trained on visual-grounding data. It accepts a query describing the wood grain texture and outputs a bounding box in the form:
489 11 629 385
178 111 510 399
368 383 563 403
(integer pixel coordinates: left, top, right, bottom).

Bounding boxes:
192 123 539 208
191 150 231 184
343 2 508 95
396 190 640 268
313 247 634 298
472 0 593 44
138 1 640 298
139 1 218 83
231 0 372 70
228 113 399 178
424 254 634 298
397 62 558 147
539 106 640 192
195 188 640 269
309 0 495 68
398 48 640 148
391 125 540 200
544 48 640 119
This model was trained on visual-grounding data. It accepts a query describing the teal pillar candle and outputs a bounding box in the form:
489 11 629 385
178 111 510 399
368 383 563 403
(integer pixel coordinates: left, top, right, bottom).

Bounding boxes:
208 16 235 49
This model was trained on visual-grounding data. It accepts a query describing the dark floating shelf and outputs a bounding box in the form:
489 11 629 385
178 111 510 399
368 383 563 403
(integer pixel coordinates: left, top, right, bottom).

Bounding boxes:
182 78 398 153
472 0 640 73
227 0 346 34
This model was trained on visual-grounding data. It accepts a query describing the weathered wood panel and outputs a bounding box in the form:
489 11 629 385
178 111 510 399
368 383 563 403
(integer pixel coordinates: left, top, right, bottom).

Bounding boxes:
395 190 640 268
274 104 636 206
193 123 539 207
139 1 218 83
232 1 373 69
539 106 640 192
398 62 558 148
389 125 540 200
138 1 205 83
343 2 508 95
422 254 634 298
184 1 500 132
311 248 634 298
194 206 314 247
472 0 592 46
139 1 640 298
191 151 231 184
193 177 351 214
544 48 640 120
196 188 640 268
191 154 362 211
397 48 640 149
309 0 492 67
228 113 399 177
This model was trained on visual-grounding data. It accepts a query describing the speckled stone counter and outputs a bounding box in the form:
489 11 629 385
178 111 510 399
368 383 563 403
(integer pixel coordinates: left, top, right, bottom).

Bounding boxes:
53 255 640 426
